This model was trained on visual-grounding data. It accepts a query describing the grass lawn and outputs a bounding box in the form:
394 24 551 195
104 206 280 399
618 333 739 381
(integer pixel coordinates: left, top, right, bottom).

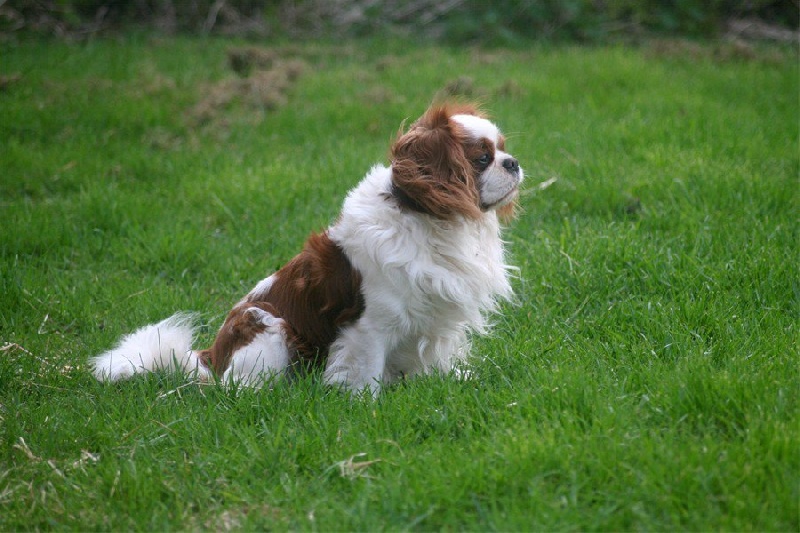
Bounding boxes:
0 35 797 530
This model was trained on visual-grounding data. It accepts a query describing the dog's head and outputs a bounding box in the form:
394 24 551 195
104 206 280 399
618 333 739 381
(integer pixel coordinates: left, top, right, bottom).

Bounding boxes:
390 103 523 221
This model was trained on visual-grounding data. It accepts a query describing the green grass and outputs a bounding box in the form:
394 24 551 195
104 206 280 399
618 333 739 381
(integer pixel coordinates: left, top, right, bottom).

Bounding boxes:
1 35 797 530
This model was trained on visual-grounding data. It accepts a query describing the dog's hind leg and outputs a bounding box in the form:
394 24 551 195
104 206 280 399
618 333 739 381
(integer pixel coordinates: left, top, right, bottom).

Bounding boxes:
221 308 291 389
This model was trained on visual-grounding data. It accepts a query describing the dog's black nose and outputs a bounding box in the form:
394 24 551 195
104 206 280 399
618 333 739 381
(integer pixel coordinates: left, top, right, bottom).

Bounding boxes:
502 157 520 173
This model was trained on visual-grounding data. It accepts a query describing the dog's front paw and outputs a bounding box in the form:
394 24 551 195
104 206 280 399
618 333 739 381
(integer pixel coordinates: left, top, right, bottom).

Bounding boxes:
324 367 381 396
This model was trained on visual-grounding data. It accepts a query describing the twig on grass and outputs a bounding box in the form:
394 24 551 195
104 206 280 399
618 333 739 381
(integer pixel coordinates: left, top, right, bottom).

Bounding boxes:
325 453 382 479
13 437 41 462
1 342 32 355
538 177 559 190
156 380 210 400
37 313 49 334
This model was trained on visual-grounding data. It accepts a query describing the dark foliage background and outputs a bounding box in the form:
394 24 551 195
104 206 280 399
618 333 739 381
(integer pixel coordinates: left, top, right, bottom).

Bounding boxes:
2 0 798 41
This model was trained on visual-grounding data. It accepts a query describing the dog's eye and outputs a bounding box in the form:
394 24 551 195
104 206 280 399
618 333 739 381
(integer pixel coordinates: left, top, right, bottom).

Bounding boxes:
477 153 492 167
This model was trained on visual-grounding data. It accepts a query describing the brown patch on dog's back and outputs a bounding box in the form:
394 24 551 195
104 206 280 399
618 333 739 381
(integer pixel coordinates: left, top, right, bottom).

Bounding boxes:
201 231 365 376
268 232 365 366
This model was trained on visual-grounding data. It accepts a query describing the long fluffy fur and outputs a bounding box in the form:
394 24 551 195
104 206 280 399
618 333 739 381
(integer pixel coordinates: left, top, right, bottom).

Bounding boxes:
91 102 522 393
323 164 514 391
90 313 209 381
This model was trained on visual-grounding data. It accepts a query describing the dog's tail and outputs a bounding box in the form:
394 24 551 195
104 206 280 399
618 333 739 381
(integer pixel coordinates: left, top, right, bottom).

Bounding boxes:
90 313 210 382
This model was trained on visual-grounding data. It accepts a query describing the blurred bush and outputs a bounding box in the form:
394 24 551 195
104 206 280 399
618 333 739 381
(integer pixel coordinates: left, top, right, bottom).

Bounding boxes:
440 0 798 43
1 0 797 41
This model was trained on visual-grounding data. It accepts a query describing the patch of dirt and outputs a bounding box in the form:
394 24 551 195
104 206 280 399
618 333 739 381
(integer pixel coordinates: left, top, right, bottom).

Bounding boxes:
188 46 308 128
227 46 280 76
435 76 525 103
437 75 482 99
0 73 22 92
361 86 402 106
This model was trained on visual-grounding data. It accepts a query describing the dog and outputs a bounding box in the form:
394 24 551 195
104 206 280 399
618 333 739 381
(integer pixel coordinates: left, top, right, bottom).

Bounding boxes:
90 102 523 393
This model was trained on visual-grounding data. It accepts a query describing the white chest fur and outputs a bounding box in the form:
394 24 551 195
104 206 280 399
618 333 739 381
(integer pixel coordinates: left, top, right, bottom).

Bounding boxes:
325 166 513 391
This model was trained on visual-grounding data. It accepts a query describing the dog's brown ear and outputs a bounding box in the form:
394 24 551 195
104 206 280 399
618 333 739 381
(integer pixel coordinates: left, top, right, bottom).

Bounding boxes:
390 105 481 220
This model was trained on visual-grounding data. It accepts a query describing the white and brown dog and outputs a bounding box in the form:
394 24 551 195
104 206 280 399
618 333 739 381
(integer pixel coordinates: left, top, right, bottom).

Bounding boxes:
91 102 523 393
